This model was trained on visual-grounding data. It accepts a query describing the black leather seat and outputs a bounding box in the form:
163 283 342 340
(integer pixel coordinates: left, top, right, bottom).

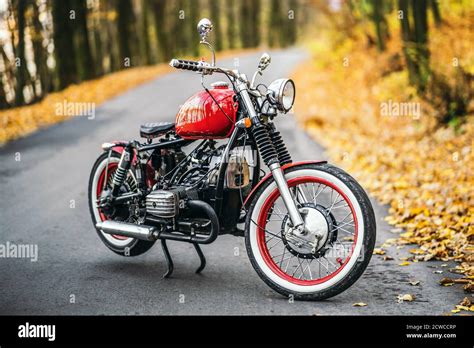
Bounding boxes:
140 122 175 139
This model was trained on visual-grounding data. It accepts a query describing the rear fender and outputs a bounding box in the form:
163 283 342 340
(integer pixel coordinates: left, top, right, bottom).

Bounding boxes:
243 160 327 210
107 141 138 165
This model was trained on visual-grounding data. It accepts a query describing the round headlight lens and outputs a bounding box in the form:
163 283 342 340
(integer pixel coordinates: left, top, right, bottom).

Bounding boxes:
267 78 296 112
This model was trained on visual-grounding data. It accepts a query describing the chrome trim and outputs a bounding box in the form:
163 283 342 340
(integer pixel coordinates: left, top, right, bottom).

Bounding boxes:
96 220 157 241
269 162 304 228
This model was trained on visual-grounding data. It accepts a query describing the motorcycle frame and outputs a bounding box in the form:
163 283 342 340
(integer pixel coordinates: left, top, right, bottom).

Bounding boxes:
107 121 260 235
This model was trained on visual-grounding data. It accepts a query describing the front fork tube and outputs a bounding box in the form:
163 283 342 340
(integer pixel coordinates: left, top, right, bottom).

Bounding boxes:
268 162 304 229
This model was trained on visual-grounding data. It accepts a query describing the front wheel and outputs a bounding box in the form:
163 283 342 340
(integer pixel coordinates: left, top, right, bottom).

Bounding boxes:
245 163 376 300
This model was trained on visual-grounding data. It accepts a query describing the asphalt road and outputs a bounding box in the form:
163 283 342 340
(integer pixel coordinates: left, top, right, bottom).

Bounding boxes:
0 49 465 315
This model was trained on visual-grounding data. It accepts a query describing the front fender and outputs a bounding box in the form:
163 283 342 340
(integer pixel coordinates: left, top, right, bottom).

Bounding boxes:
243 160 327 209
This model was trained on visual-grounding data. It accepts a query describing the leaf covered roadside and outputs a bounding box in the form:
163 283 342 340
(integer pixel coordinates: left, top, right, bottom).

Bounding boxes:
292 9 473 293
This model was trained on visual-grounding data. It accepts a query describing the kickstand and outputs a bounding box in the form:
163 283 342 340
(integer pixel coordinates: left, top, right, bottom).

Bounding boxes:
193 243 206 274
161 239 174 279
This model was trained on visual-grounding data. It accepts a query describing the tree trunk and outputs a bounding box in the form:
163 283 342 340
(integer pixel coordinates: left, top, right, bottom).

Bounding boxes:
250 0 261 47
74 0 95 80
153 0 171 62
116 0 137 67
226 0 236 49
14 0 27 105
31 0 51 97
268 0 281 47
239 0 252 48
188 0 200 56
209 0 223 51
412 0 430 92
287 0 298 45
430 0 442 26
52 0 79 89
372 0 387 51
141 0 153 65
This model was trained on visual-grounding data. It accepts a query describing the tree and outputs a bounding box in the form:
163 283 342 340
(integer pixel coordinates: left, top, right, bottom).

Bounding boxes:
249 0 261 47
370 0 390 51
116 0 137 67
209 0 223 51
52 0 79 89
188 0 200 56
140 0 153 65
153 0 172 62
14 0 27 105
74 0 95 80
226 0 237 49
30 0 51 97
430 0 442 27
399 0 430 92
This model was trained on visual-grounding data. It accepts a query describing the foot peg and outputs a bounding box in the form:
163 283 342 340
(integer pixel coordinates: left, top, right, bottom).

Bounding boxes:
160 240 207 278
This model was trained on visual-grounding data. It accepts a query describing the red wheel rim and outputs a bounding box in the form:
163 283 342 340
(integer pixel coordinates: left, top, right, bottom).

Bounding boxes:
256 176 358 286
96 162 128 240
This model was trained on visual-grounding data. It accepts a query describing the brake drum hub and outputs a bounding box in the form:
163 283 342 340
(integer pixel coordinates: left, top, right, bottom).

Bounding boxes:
281 204 337 259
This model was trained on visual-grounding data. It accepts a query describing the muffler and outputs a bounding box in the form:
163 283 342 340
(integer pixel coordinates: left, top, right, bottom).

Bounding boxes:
96 220 158 241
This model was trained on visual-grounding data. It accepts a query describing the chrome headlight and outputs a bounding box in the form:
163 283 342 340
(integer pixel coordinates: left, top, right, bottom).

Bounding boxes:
267 78 295 113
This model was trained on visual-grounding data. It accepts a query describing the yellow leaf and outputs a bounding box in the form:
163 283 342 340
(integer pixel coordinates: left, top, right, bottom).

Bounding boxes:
373 248 386 255
397 294 415 302
399 261 411 266
352 302 368 307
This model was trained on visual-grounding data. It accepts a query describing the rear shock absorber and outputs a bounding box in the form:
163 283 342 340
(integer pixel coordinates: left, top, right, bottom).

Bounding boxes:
251 123 279 167
111 146 133 196
266 123 292 166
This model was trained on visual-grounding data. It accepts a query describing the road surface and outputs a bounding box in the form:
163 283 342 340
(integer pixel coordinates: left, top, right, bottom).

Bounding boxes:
0 49 465 315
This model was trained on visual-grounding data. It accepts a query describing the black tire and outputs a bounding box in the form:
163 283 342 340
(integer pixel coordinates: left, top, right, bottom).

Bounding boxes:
244 163 376 300
88 151 155 257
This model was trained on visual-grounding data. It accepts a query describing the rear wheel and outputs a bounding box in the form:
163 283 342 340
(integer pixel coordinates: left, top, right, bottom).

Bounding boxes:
88 151 155 256
245 163 376 300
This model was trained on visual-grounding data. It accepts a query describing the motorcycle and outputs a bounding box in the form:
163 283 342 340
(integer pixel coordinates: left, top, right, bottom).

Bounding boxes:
88 18 376 300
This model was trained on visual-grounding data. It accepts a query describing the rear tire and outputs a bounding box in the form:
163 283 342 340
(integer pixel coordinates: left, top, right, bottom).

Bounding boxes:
245 163 376 300
88 151 155 257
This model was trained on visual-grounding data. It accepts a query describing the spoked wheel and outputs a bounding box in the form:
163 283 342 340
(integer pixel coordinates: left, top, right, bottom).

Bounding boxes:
88 151 155 256
245 163 376 300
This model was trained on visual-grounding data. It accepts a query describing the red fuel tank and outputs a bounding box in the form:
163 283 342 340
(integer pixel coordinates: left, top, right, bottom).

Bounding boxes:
175 85 238 139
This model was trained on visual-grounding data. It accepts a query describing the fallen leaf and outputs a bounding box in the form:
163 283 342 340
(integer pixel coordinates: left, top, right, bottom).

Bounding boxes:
463 283 474 293
397 294 415 303
408 280 420 286
352 302 368 307
399 261 411 266
373 248 386 255
455 305 470 311
383 255 394 261
440 277 455 286
459 297 472 307
451 309 461 313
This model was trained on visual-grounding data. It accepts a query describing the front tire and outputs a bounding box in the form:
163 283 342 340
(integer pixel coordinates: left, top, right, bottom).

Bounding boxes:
88 151 155 257
245 163 376 300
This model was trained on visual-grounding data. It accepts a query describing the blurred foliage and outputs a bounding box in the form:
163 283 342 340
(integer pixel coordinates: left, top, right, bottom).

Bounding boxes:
0 0 315 143
294 0 473 302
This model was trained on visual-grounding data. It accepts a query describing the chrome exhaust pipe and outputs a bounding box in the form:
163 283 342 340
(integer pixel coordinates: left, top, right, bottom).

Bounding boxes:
96 220 158 241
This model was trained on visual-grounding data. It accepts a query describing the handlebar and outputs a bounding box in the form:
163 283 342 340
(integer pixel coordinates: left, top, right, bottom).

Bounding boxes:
169 59 204 72
169 58 242 81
